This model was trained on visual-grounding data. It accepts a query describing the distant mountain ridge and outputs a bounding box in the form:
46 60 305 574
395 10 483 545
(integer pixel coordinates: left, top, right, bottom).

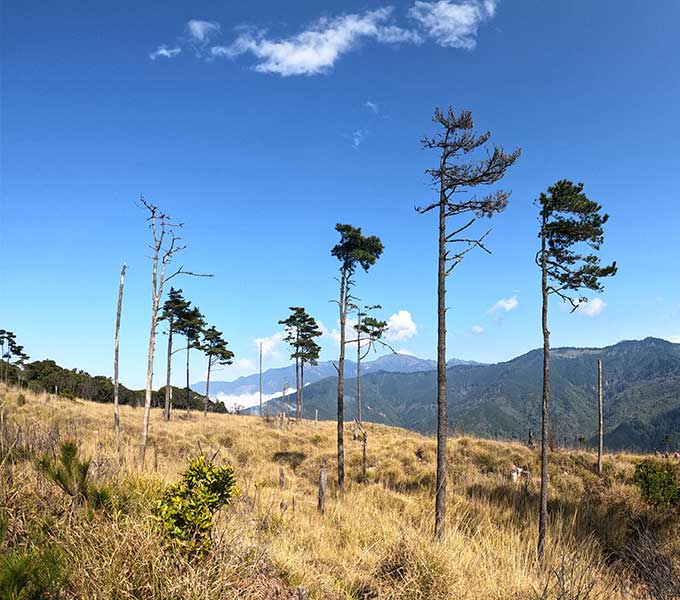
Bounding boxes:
192 353 480 399
243 337 680 452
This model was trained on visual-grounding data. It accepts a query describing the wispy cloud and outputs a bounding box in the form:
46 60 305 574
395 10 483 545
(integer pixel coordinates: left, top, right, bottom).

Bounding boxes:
408 0 498 49
471 324 485 334
352 129 367 148
385 310 418 341
152 2 499 75
576 297 606 317
490 295 518 313
364 100 379 114
187 19 220 44
149 45 182 60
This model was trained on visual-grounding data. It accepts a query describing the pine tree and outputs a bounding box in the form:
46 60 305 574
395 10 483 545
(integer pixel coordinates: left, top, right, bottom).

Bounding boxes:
159 287 191 421
536 179 617 561
331 224 383 492
198 325 234 417
417 107 519 539
176 306 206 414
279 307 322 420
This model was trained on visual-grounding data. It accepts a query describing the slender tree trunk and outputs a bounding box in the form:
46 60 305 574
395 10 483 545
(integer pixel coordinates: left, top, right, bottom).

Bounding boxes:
140 298 159 465
204 358 211 417
164 319 173 421
300 363 305 421
337 269 347 493
113 263 126 460
259 342 263 417
295 356 301 420
538 220 550 562
597 359 603 474
357 314 362 425
434 191 447 540
185 343 190 416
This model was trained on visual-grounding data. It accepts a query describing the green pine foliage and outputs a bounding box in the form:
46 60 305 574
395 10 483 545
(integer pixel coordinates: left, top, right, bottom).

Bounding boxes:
153 456 238 555
36 440 113 512
634 459 680 510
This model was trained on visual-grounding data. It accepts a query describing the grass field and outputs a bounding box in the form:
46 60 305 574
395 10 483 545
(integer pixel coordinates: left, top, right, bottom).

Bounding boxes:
1 384 677 599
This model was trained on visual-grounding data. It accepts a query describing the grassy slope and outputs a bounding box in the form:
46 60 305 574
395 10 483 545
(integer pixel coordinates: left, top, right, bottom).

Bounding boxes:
1 384 677 599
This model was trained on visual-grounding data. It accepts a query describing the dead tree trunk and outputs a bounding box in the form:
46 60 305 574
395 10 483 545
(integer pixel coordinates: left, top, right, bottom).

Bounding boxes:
139 197 211 465
185 344 191 416
318 465 327 515
362 430 367 483
259 341 263 417
113 263 126 461
356 312 362 426
597 359 603 474
538 218 550 562
434 189 447 540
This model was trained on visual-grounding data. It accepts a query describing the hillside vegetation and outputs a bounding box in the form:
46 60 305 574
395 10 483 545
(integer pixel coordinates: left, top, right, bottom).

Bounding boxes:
2 384 679 599
259 337 680 452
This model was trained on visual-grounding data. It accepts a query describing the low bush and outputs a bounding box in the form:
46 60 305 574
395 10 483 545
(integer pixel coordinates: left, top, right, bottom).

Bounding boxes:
633 459 680 510
153 455 238 555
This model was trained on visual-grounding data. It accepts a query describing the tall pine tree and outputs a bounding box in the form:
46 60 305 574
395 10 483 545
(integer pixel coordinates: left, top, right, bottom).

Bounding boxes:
535 179 617 561
159 287 191 420
331 224 383 492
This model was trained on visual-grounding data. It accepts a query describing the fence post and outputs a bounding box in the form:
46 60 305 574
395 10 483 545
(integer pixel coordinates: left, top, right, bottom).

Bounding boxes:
318 464 327 515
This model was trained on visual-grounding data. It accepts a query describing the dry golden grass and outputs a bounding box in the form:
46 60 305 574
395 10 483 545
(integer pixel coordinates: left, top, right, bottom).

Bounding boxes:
1 384 676 599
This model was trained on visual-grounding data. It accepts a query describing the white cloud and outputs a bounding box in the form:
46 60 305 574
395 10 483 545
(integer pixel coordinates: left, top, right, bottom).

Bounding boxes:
385 310 418 341
666 336 680 344
364 100 379 114
210 8 417 76
471 324 485 335
254 331 285 359
490 295 518 313
576 297 606 318
234 358 255 371
149 45 182 60
215 386 296 411
408 0 498 49
187 19 221 44
396 348 416 356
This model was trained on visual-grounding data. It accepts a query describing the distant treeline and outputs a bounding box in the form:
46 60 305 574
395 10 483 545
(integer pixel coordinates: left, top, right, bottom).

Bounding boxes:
3 359 227 413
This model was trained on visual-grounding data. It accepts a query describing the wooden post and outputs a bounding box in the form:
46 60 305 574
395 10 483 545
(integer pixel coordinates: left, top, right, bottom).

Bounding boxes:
113 263 126 463
279 463 285 489
153 441 158 472
315 409 318 424
318 464 327 515
597 359 603 474
362 431 367 483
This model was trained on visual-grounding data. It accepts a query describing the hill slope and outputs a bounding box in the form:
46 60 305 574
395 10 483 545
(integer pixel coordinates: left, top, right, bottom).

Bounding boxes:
1 385 672 599
250 338 680 451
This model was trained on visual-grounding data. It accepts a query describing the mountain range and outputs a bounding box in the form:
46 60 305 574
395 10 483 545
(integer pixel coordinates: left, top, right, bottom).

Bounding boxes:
234 338 680 452
192 353 479 401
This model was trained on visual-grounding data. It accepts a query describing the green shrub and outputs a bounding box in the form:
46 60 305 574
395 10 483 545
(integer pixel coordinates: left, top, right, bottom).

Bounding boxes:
15 394 26 407
153 455 238 555
633 459 680 510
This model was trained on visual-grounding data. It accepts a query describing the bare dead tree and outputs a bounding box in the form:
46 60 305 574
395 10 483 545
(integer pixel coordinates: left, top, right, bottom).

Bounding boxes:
597 359 603 474
113 263 126 462
138 197 211 465
417 107 520 540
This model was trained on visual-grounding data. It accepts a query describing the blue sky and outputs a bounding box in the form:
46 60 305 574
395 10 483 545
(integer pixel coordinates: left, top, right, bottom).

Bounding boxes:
2 1 679 389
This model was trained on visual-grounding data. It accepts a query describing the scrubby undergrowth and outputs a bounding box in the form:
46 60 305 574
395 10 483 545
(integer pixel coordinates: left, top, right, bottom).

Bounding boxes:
1 384 678 599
